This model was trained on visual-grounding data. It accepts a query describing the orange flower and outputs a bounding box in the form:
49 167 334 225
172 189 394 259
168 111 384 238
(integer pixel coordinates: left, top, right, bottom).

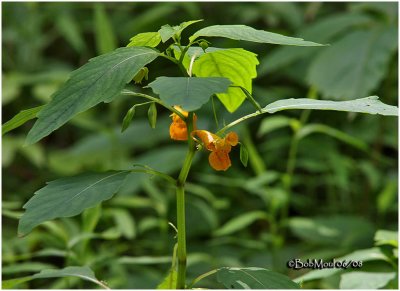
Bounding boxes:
192 130 239 171
169 106 197 140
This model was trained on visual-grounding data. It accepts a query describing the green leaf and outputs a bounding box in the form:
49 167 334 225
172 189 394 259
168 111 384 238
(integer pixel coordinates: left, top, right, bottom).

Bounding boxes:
32 266 108 289
377 181 397 215
3 266 108 289
157 270 177 289
110 208 136 239
2 262 55 275
2 276 33 289
147 103 157 129
94 4 117 54
263 96 398 116
26 47 158 144
190 25 324 46
374 230 398 248
18 171 129 236
56 13 87 53
158 25 176 43
340 272 396 289
119 256 171 265
308 26 398 99
82 204 102 233
192 48 259 112
147 77 231 111
127 32 161 48
257 116 292 137
214 211 268 237
2 105 44 135
216 267 300 289
239 143 249 167
177 19 203 37
159 19 202 43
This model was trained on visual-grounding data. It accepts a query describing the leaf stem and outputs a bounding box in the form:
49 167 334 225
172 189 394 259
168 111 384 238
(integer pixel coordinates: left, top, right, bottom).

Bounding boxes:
216 111 261 136
187 269 218 288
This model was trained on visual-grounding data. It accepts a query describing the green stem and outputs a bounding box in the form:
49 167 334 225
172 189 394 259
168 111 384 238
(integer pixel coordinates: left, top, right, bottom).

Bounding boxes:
176 112 196 289
216 111 260 136
188 269 218 289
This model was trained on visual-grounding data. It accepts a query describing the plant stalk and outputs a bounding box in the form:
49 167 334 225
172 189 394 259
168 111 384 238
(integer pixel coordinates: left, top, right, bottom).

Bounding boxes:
176 112 196 289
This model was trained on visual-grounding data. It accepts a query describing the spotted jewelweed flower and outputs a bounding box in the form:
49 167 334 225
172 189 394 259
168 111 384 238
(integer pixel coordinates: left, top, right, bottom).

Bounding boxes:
192 130 239 171
169 106 197 141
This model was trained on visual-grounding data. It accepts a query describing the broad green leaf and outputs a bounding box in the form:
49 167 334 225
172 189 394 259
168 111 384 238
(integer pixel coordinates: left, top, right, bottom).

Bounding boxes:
340 272 396 289
190 25 324 46
192 48 259 112
32 266 108 289
26 47 158 144
94 4 117 54
172 45 226 72
214 211 268 237
2 105 44 135
308 26 398 99
157 270 177 289
147 77 231 111
294 247 389 283
374 230 398 248
216 267 300 289
127 32 161 47
18 171 129 236
258 116 292 137
263 96 398 116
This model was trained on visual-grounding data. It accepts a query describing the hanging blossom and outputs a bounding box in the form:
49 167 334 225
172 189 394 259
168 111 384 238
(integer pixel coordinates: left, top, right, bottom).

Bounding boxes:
169 106 197 141
192 130 239 171
169 106 239 171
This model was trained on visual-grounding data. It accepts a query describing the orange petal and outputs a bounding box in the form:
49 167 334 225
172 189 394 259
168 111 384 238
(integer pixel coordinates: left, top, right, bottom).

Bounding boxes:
192 130 219 151
169 107 197 141
209 151 231 171
225 132 239 146
170 122 188 140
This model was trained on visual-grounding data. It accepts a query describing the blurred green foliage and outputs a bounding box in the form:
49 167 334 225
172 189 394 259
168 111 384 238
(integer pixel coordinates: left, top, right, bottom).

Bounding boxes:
2 2 398 289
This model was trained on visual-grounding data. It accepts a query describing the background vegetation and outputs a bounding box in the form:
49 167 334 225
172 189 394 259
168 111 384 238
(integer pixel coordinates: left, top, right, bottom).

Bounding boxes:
2 2 398 289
